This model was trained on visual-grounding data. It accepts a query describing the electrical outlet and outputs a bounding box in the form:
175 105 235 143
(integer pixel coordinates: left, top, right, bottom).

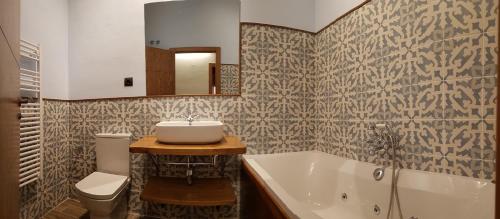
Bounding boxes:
124 77 133 87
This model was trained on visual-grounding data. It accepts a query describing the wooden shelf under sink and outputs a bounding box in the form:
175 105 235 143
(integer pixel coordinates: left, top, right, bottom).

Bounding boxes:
129 136 246 156
141 177 236 206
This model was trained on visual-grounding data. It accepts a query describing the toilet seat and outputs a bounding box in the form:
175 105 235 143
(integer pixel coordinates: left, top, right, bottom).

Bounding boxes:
76 172 129 200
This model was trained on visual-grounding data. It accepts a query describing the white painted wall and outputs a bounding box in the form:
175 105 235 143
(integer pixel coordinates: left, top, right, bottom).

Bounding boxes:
314 0 364 31
241 0 362 32
21 0 69 99
145 0 239 64
241 0 315 32
68 0 147 99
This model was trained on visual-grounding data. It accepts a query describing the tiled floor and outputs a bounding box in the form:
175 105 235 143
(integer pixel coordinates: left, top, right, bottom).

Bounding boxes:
42 199 89 219
126 214 159 219
42 199 158 219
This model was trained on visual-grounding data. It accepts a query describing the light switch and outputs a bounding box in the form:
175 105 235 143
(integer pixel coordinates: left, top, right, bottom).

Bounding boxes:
124 77 133 87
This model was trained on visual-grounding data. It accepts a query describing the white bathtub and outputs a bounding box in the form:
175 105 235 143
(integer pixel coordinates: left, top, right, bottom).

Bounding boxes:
242 151 495 219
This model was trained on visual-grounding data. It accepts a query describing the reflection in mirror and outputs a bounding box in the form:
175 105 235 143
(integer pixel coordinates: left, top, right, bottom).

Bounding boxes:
144 0 240 96
173 47 220 95
176 53 216 95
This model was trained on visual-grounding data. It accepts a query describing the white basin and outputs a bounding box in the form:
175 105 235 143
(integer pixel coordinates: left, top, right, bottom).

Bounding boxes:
155 121 224 144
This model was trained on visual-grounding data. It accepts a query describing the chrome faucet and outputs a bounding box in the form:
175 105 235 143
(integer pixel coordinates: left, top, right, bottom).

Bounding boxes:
366 124 401 157
183 112 199 125
365 123 404 219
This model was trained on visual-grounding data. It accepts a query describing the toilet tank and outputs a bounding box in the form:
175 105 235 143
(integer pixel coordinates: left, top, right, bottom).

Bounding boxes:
95 133 131 176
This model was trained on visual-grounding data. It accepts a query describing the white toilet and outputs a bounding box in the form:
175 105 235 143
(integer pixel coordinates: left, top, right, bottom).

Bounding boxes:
75 133 131 219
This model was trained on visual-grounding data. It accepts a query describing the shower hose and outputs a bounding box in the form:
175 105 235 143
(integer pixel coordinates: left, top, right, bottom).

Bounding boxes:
386 136 404 219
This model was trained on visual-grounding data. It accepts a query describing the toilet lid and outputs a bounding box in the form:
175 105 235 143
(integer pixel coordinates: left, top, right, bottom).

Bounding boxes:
76 172 129 200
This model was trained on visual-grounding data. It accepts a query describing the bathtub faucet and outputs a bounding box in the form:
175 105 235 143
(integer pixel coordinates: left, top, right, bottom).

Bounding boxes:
365 123 404 219
366 123 401 157
366 135 388 156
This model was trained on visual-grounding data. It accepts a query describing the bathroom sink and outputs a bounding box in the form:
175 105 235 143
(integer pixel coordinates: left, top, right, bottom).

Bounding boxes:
155 121 224 144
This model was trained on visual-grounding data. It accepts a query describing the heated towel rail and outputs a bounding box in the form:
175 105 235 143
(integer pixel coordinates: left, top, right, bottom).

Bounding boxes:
19 40 42 187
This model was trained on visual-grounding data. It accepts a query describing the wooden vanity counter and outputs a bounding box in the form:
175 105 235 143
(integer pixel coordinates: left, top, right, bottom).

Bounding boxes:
129 135 246 156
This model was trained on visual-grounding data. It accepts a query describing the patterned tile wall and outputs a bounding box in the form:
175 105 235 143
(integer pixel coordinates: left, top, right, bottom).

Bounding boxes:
315 0 498 180
221 64 240 95
20 100 70 219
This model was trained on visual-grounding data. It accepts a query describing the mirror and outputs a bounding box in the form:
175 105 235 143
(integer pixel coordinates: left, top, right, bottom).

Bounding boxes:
144 0 241 96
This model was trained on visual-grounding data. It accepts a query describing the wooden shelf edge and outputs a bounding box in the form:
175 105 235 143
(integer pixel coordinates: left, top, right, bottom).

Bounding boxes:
130 136 247 156
140 177 236 206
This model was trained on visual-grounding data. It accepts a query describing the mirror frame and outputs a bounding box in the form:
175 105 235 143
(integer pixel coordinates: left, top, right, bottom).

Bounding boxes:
171 47 221 95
